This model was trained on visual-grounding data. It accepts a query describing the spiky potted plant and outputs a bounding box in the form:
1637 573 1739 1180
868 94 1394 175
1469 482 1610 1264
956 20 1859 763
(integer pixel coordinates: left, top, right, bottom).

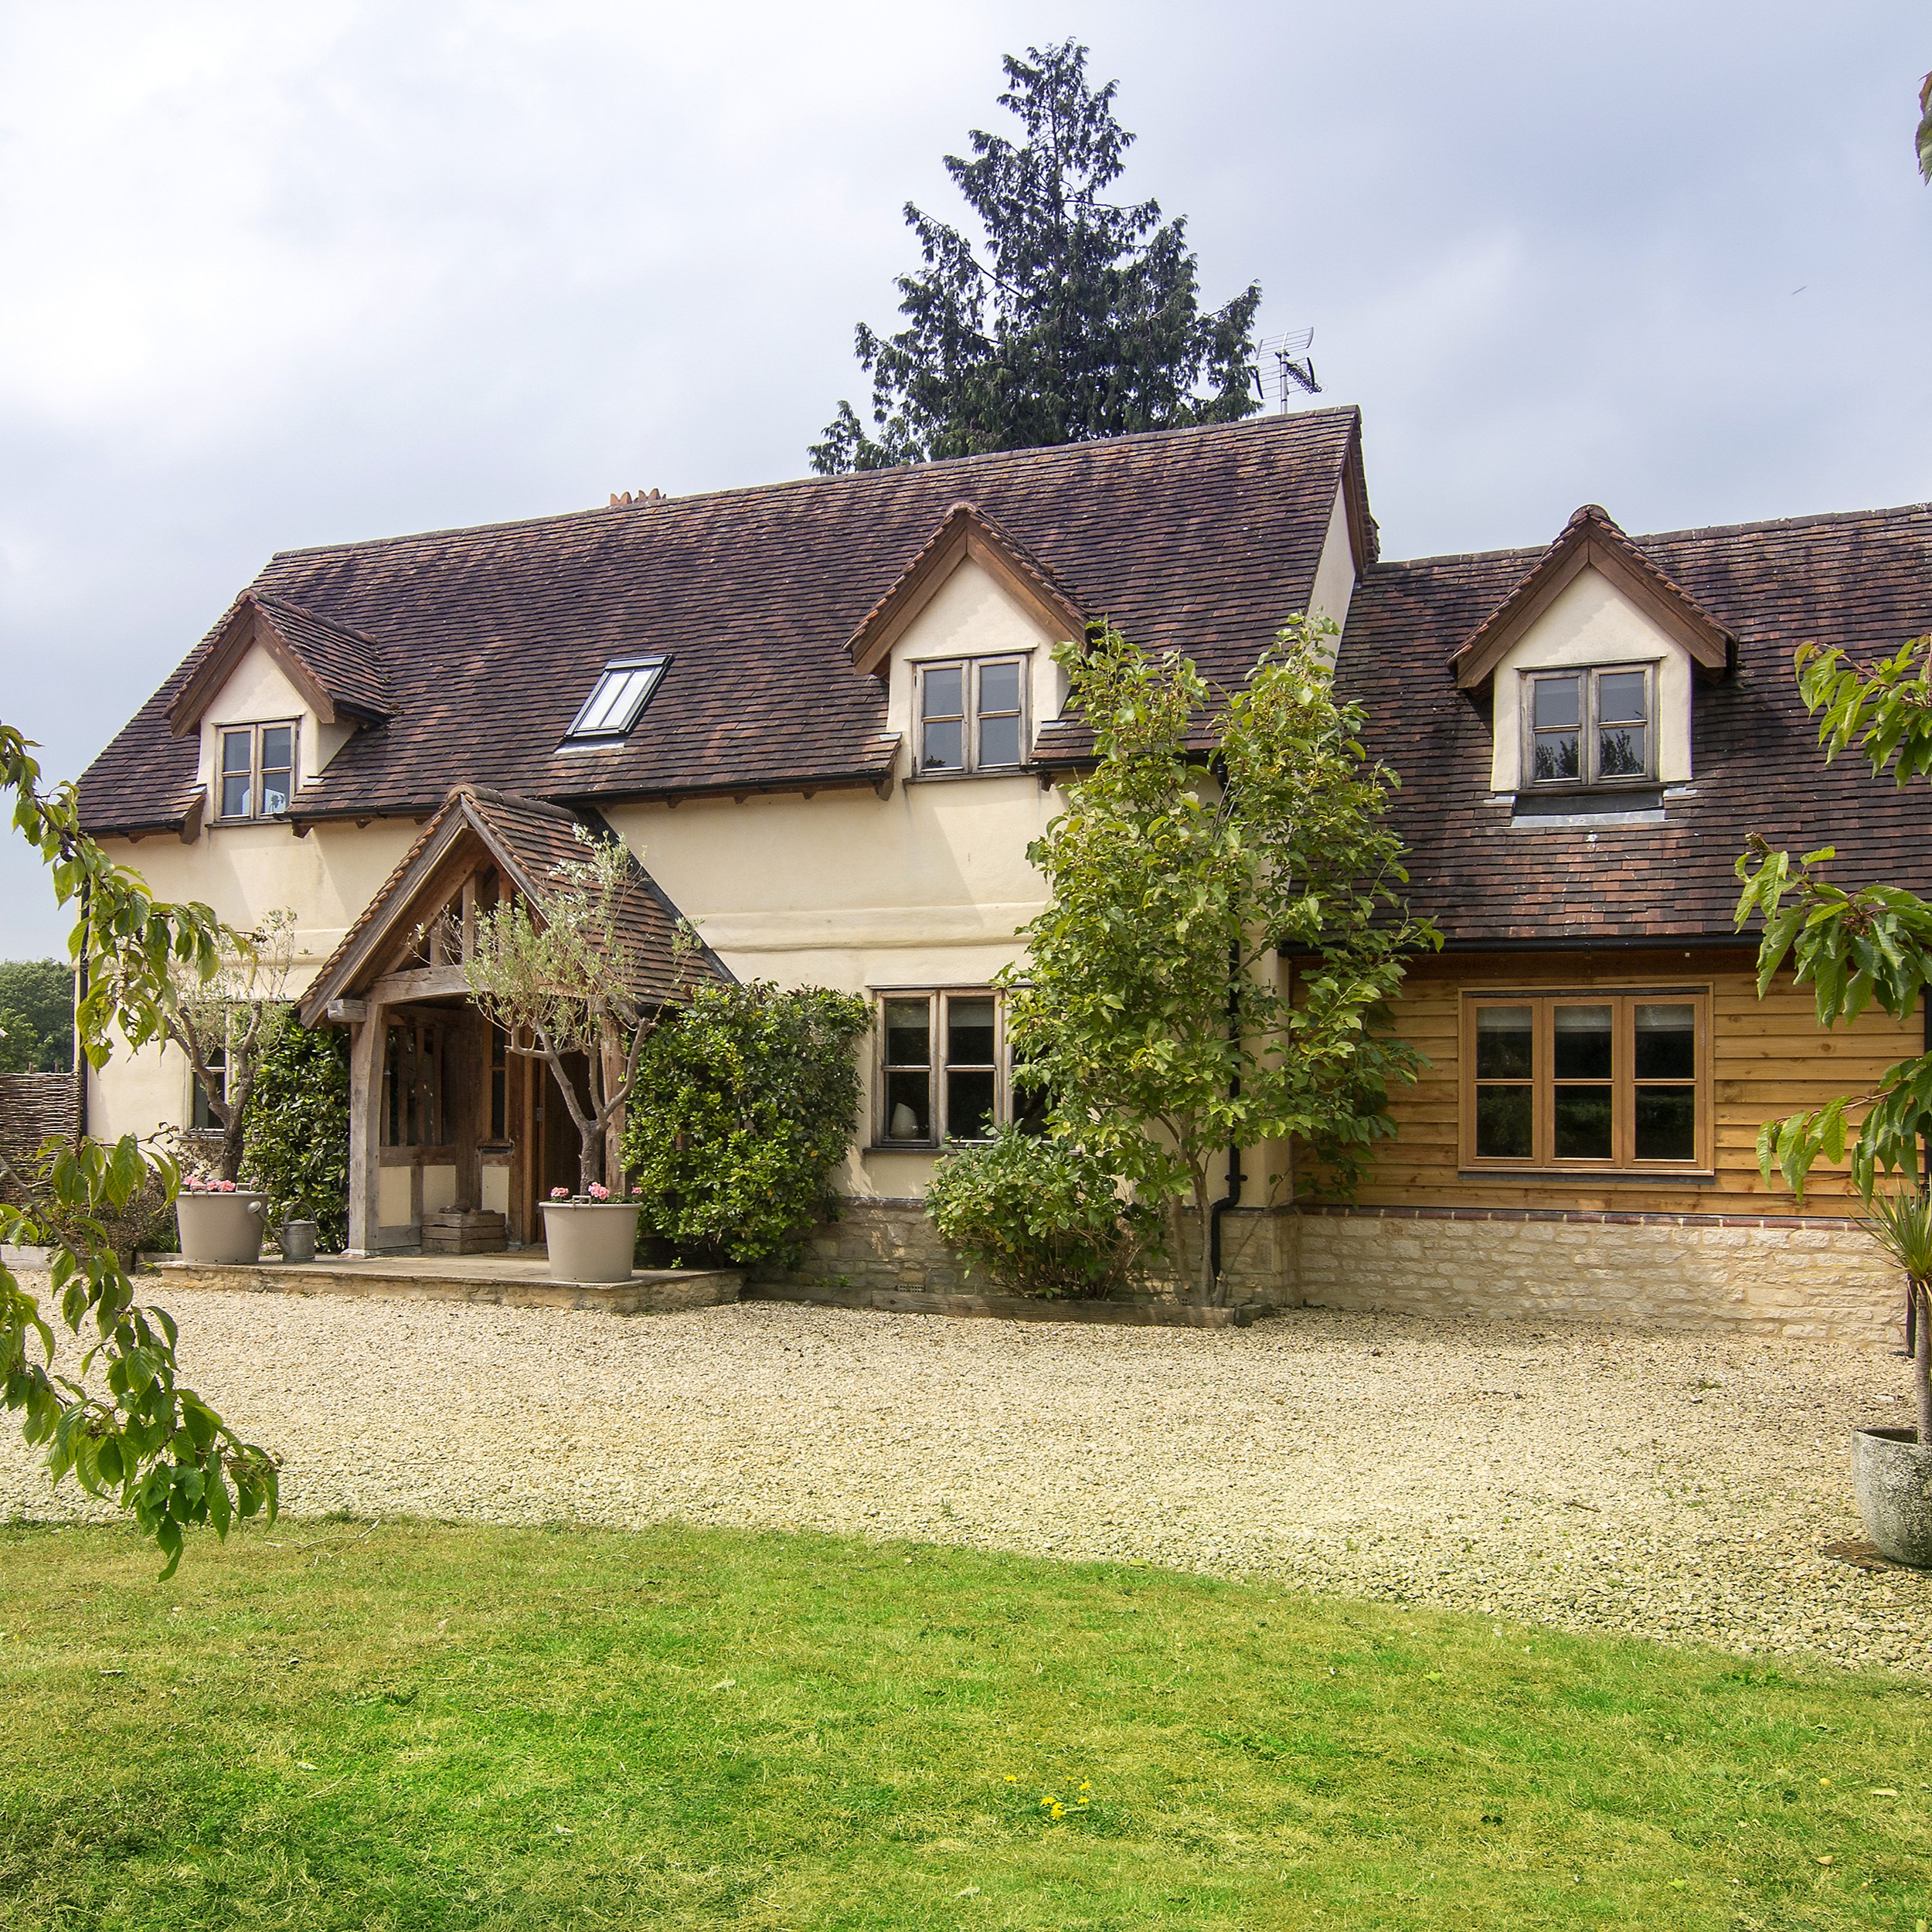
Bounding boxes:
1851 1189 1932 1565
459 828 690 1284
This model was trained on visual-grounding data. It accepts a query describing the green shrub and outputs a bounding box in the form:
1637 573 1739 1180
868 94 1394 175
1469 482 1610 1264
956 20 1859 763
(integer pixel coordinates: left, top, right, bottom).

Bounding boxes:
924 1128 1161 1298
621 982 871 1268
240 1011 350 1250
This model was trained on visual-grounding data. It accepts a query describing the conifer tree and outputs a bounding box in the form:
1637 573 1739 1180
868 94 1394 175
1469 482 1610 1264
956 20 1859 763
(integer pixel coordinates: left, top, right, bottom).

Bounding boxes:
811 41 1263 474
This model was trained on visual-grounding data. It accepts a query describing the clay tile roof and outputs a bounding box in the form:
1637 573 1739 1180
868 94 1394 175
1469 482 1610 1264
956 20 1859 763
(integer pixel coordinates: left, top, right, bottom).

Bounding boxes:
1336 499 1932 944
253 595 397 721
80 409 1366 833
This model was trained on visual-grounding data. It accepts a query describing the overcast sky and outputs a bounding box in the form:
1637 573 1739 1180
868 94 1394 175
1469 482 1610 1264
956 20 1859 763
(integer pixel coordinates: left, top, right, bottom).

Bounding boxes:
2 1 1927 957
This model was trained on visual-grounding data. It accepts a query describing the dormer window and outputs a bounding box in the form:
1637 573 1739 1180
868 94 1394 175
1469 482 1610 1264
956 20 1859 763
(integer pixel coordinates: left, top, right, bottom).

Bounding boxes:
1524 665 1653 789
566 657 666 740
217 722 297 820
916 656 1027 775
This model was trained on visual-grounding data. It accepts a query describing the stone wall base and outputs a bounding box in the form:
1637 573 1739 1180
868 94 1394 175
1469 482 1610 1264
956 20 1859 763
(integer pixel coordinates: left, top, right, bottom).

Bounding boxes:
777 1198 1905 1343
1291 1208 1902 1346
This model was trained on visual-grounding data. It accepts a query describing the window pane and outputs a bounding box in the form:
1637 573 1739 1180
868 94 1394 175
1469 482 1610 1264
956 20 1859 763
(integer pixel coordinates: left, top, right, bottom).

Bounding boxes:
1475 1005 1534 1079
1553 1005 1613 1080
979 713 1022 767
922 665 964 719
221 773 252 818
1634 1004 1696 1080
947 1068 997 1141
1532 730 1580 781
978 660 1022 714
885 1069 930 1141
1532 676 1580 729
923 717 964 770
221 730 253 774
577 672 628 733
1475 1085 1533 1158
1553 1086 1614 1158
947 996 996 1066
884 998 930 1067
259 726 294 813
1597 671 1648 724
1634 1087 1697 1162
1597 726 1648 777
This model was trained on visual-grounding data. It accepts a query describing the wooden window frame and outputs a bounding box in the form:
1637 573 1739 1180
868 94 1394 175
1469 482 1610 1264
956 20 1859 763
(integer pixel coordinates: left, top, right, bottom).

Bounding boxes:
872 988 1012 1149
1519 663 1656 794
215 719 300 822
913 655 1030 777
1458 986 1713 1177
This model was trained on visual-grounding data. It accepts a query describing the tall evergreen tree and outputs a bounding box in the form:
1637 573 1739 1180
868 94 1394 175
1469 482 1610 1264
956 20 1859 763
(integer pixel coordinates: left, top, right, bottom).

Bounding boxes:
810 42 1264 474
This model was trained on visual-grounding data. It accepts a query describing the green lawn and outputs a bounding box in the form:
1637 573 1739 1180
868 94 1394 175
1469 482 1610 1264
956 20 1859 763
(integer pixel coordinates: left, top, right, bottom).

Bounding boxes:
0 1519 1925 1930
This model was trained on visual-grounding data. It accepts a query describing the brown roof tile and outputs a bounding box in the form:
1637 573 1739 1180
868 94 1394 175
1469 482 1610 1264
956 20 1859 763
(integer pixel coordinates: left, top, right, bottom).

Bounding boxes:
80 410 1363 832
1338 501 1932 944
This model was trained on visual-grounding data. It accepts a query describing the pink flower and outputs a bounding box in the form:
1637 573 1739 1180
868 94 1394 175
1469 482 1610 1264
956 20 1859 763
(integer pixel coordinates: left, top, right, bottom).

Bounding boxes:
218 1179 236 1192
588 1182 609 1200
549 1186 570 1200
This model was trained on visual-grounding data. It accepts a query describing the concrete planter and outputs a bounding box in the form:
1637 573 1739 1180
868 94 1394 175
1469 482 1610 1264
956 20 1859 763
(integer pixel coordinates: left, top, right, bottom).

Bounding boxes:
175 1192 269 1265
1852 1427 1932 1567
542 1201 641 1284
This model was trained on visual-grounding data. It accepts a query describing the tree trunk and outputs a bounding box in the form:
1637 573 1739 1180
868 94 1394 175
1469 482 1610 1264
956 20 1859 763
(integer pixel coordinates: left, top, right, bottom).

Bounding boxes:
1190 1172 1217 1306
218 1070 249 1183
1915 1277 1932 1449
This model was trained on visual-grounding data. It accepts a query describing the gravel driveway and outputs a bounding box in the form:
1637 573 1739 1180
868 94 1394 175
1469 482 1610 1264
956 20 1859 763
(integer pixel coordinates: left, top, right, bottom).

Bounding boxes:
2 1282 1925 1674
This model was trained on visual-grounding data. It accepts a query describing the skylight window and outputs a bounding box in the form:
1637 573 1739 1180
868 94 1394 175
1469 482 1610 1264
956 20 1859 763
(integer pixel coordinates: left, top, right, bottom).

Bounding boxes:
565 657 666 740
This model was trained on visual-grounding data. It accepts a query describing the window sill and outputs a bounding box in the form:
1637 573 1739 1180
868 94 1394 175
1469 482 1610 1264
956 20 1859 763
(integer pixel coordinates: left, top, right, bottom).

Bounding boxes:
864 1141 995 1155
904 765 1032 784
1458 1167 1713 1185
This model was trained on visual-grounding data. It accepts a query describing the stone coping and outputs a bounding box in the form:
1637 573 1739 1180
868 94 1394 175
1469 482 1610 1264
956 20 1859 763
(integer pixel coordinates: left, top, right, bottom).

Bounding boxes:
148 1253 742 1316
747 1281 1275 1328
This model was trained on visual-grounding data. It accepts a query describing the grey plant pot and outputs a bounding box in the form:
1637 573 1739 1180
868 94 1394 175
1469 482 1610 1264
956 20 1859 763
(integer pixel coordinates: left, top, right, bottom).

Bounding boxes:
175 1192 268 1265
1852 1427 1932 1568
542 1201 641 1284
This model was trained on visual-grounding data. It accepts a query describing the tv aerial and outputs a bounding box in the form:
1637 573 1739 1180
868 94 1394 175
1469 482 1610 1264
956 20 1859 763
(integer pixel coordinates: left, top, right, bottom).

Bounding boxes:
1254 328 1321 411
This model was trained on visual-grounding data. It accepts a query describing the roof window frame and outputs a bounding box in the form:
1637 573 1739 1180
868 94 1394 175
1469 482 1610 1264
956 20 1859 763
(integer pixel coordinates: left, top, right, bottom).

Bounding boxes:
563 655 668 743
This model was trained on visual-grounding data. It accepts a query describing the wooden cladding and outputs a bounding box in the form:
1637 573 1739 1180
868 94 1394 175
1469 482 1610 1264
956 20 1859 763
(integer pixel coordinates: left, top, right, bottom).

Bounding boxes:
1350 949 1920 1216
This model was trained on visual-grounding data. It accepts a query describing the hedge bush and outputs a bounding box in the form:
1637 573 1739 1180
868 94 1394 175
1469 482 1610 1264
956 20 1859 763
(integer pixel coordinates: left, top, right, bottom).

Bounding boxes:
240 1010 351 1250
621 982 871 1269
923 1128 1161 1298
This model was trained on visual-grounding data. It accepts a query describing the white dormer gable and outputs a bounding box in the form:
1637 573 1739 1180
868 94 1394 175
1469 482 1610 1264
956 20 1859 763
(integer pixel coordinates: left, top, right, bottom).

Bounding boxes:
192 636 356 814
846 502 1087 781
883 553 1063 768
1448 504 1731 801
1487 565 1695 792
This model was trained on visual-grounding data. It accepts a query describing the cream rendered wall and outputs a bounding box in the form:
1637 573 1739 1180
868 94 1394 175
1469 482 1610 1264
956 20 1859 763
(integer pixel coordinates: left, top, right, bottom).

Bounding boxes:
1304 481 1359 655
606 553 1067 1201
1488 567 1693 792
86 815 417 1144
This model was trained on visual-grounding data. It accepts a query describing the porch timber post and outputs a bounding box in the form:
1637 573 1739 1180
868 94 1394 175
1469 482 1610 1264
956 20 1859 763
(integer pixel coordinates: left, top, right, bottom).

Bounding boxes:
347 1003 386 1254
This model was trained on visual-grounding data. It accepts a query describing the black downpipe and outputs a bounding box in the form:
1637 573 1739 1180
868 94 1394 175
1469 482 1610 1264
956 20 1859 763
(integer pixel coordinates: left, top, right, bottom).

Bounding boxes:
72 876 90 1149
1209 940 1243 1284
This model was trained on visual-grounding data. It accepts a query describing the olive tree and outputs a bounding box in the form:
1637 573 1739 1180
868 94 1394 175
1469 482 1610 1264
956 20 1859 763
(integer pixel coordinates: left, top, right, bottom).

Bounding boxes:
1002 620 1438 1304
1 719 278 1574
460 828 692 1197
164 906 297 1182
